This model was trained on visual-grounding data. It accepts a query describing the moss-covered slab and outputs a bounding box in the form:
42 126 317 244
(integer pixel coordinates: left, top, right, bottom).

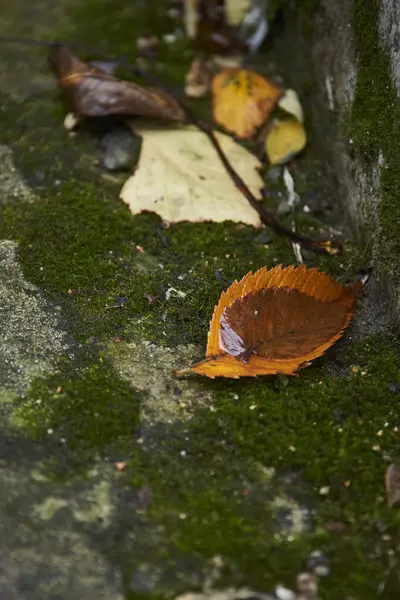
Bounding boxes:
0 449 124 600
0 1 400 599
0 239 72 396
312 0 400 319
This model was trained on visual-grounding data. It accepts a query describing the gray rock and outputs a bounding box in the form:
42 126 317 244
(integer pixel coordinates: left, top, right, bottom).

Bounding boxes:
100 127 139 172
306 551 330 577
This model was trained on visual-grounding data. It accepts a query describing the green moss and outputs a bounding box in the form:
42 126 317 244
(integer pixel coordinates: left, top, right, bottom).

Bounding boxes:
351 0 400 285
0 92 356 349
12 353 140 475
1 0 399 597
121 334 400 598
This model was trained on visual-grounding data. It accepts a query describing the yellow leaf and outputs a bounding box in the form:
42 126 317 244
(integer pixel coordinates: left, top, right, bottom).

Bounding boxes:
212 68 281 139
278 89 304 123
265 118 307 165
120 119 264 227
225 0 252 26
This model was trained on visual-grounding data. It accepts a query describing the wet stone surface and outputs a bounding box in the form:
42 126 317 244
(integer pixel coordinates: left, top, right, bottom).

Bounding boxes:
0 1 400 600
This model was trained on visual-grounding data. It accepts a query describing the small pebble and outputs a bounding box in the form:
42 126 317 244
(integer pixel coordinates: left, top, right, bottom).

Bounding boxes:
254 231 272 245
137 36 159 52
296 572 318 597
111 296 127 308
163 32 178 44
307 550 330 577
100 126 138 171
64 113 80 133
275 585 295 600
314 564 330 577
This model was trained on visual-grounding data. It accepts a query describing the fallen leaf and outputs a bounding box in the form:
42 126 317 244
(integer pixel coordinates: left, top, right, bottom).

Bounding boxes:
120 119 264 227
176 264 361 378
278 89 304 123
385 464 400 507
49 44 185 122
212 68 281 138
115 461 126 471
265 117 307 165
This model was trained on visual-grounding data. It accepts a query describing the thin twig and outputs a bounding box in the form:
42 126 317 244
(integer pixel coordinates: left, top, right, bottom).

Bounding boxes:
0 35 342 255
283 167 303 264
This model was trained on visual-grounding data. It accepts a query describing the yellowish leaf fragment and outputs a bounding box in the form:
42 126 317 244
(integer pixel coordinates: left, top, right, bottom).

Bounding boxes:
278 89 304 123
265 117 307 165
120 120 264 227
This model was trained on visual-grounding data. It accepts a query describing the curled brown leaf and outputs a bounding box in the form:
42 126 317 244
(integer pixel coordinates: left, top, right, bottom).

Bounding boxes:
48 44 186 122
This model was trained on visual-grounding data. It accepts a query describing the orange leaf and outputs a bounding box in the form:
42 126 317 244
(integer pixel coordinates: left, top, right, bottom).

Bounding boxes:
176 264 362 379
212 69 282 139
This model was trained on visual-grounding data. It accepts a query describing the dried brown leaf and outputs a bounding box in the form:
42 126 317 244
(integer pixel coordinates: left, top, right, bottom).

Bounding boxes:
49 45 185 122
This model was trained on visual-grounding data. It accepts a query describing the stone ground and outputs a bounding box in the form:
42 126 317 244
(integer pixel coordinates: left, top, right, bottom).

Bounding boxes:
0 1 399 599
